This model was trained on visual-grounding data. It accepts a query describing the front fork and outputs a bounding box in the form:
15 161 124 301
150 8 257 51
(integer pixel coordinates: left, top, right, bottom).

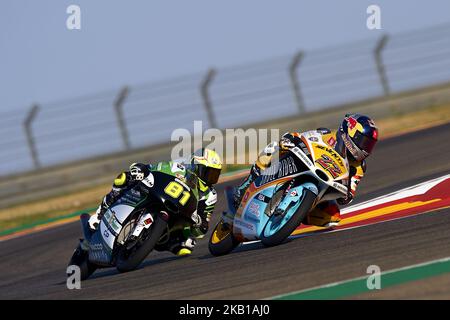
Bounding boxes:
273 181 318 217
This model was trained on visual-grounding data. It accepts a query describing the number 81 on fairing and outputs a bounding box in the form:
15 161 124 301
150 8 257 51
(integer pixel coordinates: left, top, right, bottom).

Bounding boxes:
164 181 190 206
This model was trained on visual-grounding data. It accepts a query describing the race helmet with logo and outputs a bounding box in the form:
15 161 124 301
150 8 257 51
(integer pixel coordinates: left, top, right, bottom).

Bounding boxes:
190 148 223 186
335 114 379 161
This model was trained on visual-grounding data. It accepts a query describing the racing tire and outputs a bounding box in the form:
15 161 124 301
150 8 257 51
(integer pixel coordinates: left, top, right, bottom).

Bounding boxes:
116 215 168 273
208 219 240 256
260 188 317 247
68 244 97 281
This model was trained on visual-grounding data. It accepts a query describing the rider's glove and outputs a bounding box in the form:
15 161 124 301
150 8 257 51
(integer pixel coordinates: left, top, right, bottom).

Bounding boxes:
280 132 302 150
280 137 295 150
129 163 150 181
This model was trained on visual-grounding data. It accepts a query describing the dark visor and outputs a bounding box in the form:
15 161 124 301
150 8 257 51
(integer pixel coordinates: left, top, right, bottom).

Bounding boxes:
198 165 221 185
353 131 377 154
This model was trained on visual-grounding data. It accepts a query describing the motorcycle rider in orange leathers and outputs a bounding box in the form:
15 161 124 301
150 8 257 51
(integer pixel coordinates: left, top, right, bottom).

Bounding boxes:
233 114 379 227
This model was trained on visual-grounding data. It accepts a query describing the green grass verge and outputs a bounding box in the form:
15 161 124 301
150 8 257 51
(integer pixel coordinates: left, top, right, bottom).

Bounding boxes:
0 207 96 237
274 258 450 300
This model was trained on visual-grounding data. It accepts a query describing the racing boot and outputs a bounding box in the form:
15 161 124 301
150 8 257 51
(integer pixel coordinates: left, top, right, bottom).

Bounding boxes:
171 237 197 256
173 213 208 255
160 226 197 256
305 201 341 228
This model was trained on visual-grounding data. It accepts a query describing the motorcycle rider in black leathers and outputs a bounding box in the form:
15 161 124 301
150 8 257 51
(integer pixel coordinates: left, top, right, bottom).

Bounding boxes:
88 148 222 256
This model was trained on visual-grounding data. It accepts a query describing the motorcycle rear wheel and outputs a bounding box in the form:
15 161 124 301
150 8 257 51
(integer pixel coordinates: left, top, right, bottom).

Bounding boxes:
68 244 97 281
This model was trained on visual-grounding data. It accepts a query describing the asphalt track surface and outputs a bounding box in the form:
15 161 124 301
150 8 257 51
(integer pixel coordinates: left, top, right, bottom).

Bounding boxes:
1 123 450 300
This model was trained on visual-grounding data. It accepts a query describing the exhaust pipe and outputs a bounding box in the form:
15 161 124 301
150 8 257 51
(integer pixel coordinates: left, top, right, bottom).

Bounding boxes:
80 213 93 242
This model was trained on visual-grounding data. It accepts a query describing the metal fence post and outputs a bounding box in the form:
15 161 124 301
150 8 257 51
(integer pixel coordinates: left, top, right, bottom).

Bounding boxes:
24 104 40 169
114 86 131 150
289 51 306 114
374 34 390 96
200 68 218 128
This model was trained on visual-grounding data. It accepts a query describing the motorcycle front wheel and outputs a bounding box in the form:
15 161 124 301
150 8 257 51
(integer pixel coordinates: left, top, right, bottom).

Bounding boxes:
260 188 316 247
116 214 168 272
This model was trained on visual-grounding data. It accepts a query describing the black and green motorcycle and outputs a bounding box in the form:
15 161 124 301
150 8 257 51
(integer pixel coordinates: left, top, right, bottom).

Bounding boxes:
67 161 200 280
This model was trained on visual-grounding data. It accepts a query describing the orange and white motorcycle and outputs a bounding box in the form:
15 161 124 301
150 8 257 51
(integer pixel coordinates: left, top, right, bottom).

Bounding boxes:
209 130 351 256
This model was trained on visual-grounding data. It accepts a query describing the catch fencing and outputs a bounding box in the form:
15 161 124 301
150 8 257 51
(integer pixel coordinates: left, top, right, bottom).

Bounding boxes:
2 23 450 176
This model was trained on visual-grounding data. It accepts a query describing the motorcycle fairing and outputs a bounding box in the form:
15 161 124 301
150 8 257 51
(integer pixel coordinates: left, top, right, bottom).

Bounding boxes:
232 180 318 241
229 131 349 242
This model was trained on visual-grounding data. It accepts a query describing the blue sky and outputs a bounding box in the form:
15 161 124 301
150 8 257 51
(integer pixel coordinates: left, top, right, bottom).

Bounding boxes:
2 0 450 113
